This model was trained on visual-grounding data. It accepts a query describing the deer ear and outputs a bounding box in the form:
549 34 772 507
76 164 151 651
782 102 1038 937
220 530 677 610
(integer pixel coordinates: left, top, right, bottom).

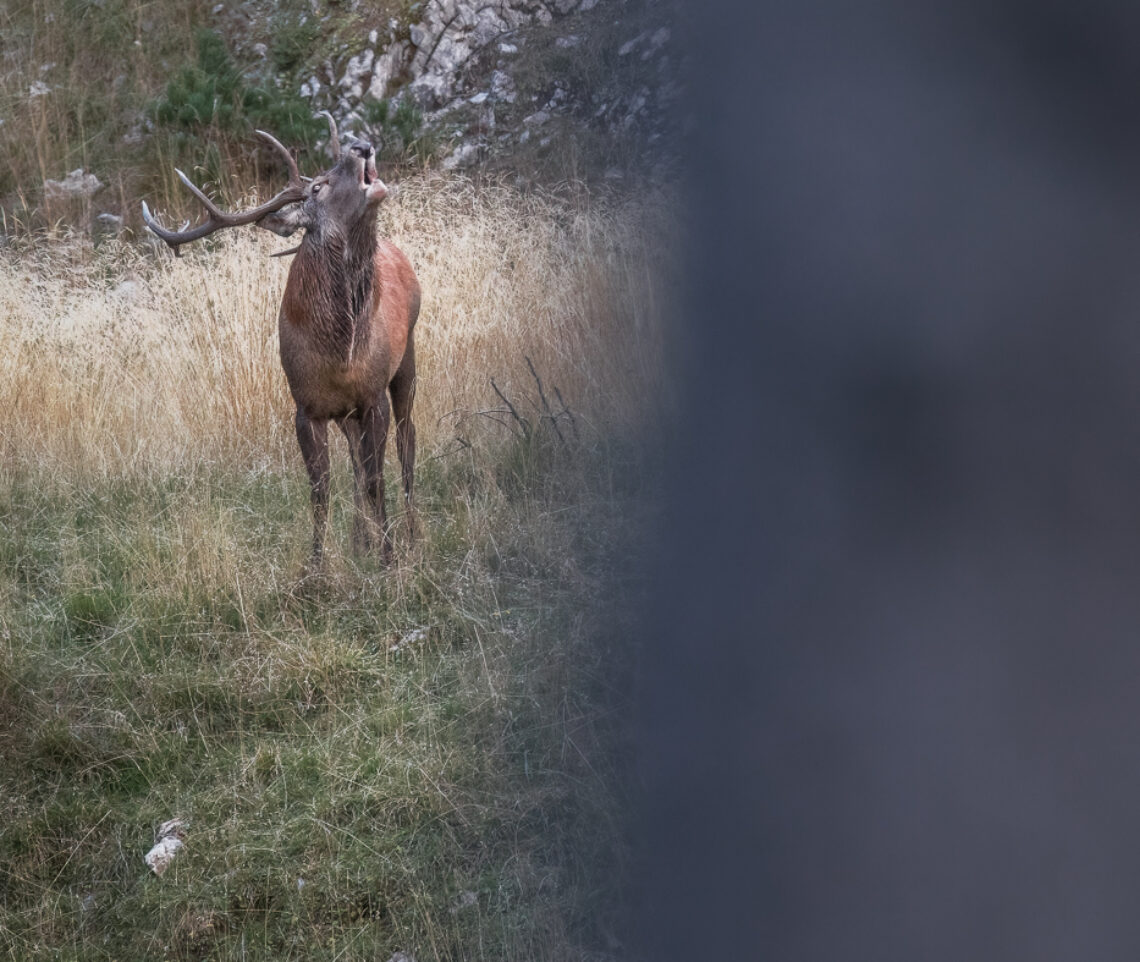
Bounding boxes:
257 205 310 237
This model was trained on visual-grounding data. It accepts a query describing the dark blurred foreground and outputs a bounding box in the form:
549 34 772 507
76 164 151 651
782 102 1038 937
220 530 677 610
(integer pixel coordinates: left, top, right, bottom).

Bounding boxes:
637 2 1140 958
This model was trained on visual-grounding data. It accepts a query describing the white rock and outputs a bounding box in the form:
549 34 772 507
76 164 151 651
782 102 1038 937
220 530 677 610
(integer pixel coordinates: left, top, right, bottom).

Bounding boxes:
490 70 516 103
94 212 124 244
341 48 375 99
368 44 409 100
498 42 518 54
157 817 185 839
145 836 183 875
469 91 488 104
43 169 103 201
144 818 187 876
471 7 509 47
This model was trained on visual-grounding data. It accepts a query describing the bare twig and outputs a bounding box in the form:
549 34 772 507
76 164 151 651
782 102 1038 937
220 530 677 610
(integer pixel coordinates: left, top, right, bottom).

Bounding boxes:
490 377 531 439
524 355 566 446
552 384 580 443
424 437 472 463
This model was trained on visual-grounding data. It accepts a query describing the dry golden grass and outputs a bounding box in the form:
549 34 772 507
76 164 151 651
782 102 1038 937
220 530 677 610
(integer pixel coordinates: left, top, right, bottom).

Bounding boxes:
0 174 671 480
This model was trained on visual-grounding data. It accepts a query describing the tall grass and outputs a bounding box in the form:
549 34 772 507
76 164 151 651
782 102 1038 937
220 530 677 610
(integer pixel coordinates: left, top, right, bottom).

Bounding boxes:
0 175 669 476
0 175 671 960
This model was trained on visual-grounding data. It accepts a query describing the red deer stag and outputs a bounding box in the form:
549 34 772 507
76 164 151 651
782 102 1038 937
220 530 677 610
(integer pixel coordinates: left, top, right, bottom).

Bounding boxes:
142 116 420 569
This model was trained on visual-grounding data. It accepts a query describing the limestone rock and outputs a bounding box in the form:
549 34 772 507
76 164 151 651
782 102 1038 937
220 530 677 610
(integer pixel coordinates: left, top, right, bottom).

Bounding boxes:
144 818 187 876
43 169 103 201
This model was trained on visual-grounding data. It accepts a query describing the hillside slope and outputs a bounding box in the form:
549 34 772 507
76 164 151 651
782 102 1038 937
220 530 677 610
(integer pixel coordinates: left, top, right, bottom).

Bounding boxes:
0 0 679 235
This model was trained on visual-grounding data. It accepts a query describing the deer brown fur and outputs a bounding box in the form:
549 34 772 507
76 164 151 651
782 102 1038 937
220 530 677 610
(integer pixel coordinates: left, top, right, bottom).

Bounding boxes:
143 119 420 568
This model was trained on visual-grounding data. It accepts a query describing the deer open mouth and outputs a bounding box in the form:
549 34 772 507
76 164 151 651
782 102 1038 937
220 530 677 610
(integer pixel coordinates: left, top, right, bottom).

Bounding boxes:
362 158 387 202
345 140 386 201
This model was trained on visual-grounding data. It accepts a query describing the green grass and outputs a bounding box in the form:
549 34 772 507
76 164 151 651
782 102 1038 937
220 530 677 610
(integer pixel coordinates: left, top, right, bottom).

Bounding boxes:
0 431 645 960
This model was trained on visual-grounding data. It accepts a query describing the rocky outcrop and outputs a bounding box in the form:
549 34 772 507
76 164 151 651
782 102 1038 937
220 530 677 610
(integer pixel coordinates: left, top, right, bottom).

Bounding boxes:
43 168 103 202
312 0 679 180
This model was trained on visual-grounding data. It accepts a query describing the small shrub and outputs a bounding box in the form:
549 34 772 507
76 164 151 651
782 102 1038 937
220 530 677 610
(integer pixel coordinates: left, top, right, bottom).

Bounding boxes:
269 10 322 74
149 30 245 132
149 30 323 152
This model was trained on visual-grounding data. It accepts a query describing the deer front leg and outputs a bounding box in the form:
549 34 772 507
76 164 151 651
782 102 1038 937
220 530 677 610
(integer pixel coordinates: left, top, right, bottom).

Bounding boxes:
338 414 376 555
361 395 394 563
295 409 330 569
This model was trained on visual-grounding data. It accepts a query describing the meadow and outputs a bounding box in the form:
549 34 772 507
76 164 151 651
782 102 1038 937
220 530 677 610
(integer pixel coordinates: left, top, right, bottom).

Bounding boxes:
0 175 671 960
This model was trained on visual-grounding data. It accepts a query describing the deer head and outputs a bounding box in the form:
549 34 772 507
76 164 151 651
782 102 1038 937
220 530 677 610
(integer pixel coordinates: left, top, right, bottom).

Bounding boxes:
141 113 387 256
259 139 388 242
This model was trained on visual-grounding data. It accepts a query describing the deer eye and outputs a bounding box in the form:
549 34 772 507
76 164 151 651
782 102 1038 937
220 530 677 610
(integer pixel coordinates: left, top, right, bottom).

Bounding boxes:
312 183 323 195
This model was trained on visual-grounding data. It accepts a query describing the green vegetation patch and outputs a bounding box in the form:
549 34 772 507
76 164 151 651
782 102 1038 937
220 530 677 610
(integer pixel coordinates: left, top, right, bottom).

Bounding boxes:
0 432 644 960
149 30 325 174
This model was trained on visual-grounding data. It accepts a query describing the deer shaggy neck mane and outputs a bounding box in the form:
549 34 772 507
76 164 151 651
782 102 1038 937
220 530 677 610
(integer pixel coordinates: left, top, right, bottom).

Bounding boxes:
286 211 380 363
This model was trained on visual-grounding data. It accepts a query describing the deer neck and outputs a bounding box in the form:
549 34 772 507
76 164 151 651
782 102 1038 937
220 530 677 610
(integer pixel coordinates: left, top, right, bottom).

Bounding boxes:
293 217 379 364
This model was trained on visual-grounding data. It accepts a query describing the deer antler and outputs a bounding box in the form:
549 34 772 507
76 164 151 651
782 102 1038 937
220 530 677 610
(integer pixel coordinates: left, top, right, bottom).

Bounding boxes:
319 110 341 161
141 130 306 256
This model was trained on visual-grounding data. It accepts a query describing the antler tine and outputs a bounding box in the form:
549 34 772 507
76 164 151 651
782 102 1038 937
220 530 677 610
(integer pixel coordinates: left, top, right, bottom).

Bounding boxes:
142 199 223 257
141 131 308 255
254 129 302 187
174 168 226 218
319 110 341 161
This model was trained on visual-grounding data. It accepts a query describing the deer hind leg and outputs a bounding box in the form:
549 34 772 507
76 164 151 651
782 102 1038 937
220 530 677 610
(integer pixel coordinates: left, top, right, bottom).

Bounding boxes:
360 395 394 563
295 409 330 569
389 341 417 539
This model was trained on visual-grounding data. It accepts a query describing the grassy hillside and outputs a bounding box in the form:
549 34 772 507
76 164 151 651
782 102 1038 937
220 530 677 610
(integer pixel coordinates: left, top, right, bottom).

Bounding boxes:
0 176 673 959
